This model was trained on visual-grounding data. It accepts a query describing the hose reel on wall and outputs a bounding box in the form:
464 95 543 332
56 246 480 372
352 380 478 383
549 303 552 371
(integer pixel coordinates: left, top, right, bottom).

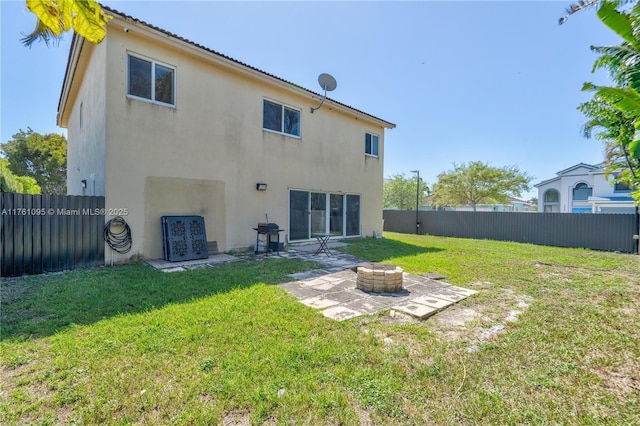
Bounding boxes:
104 216 132 254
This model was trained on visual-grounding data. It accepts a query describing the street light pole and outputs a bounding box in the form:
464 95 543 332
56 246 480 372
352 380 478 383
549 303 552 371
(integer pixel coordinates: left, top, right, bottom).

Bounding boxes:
410 170 420 234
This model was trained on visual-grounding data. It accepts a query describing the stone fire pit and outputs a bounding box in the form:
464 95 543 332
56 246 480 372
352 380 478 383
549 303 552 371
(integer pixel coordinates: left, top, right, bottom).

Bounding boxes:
356 263 404 293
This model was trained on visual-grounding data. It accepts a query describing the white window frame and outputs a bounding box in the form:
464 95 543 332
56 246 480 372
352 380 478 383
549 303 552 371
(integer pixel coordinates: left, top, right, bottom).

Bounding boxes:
127 52 176 107
572 182 592 201
543 189 560 213
262 98 301 138
365 132 379 157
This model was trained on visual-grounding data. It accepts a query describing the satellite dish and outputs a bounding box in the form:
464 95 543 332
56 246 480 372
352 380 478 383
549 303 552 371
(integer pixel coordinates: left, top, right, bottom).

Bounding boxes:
318 73 337 92
311 73 337 113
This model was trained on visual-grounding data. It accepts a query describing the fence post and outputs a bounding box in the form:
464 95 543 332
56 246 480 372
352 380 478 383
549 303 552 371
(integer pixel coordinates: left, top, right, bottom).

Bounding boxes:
635 206 639 255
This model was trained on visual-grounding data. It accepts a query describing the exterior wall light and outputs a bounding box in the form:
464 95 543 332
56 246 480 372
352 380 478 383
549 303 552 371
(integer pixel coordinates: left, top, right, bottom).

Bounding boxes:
256 183 267 191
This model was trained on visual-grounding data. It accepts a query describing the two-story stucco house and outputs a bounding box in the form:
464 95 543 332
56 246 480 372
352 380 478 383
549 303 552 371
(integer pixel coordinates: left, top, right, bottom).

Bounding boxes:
535 162 636 214
57 6 395 262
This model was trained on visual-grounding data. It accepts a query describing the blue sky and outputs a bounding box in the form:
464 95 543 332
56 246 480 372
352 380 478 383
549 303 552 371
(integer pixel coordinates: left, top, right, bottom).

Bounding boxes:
0 1 622 199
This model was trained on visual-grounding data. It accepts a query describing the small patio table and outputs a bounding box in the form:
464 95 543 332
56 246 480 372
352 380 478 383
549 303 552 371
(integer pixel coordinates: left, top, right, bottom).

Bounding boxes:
313 233 332 256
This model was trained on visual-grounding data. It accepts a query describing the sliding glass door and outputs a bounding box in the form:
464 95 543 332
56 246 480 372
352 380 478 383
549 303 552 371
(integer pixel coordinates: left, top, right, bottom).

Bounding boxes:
289 190 360 241
330 194 343 235
289 190 309 241
346 194 360 236
310 193 327 235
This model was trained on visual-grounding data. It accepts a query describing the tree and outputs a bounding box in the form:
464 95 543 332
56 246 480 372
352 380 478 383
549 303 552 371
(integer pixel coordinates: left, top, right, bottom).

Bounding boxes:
14 174 41 194
1 129 67 194
578 97 639 194
22 0 111 47
566 1 640 202
383 173 429 210
431 161 533 211
0 158 41 194
558 0 603 25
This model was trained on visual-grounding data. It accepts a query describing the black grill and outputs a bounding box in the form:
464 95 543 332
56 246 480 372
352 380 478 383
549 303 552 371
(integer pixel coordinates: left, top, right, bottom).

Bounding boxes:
257 222 280 235
254 222 283 254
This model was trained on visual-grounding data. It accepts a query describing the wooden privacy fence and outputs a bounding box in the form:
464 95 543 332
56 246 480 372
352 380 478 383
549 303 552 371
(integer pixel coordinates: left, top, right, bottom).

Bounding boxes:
1 192 105 277
383 210 640 254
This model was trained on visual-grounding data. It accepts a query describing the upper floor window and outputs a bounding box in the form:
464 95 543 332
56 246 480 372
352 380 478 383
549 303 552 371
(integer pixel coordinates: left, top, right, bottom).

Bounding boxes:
128 54 175 106
614 179 631 192
572 183 592 201
365 133 379 156
544 189 559 203
543 189 559 212
263 99 300 137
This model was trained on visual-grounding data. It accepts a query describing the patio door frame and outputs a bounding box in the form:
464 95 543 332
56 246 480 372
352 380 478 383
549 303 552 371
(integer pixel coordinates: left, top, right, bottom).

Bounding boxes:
288 189 361 241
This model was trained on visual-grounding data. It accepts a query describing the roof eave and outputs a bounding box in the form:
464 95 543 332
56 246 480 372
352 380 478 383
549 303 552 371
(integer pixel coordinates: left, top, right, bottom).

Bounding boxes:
534 176 560 188
57 33 84 128
556 162 597 176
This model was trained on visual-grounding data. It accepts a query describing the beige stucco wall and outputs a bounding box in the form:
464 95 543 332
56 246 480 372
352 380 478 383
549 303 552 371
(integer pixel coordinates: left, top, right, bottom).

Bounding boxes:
144 177 226 259
64 17 389 262
64 40 107 197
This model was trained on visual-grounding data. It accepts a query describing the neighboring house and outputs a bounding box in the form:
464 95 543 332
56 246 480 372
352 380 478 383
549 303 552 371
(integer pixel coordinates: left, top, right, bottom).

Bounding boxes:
57 6 395 262
535 162 636 214
421 197 536 212
447 197 537 212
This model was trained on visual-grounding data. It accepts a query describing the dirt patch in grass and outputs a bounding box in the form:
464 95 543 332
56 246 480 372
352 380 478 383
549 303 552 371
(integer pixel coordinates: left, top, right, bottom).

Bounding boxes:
533 260 640 288
427 285 533 350
222 410 251 426
591 363 640 397
355 283 533 358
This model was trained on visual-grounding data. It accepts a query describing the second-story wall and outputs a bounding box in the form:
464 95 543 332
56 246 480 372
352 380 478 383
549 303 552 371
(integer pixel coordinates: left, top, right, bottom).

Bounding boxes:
99 22 387 259
63 39 107 197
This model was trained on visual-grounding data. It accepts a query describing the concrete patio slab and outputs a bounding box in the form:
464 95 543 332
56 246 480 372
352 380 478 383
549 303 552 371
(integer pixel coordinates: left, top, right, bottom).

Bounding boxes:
323 276 351 284
279 281 305 291
322 306 362 321
422 272 448 280
392 302 440 319
323 290 362 303
281 267 476 321
449 286 478 297
309 282 339 291
412 295 454 310
146 253 239 270
300 278 330 288
143 239 476 322
288 241 349 253
427 290 471 303
283 287 323 300
344 298 390 314
299 296 342 309
161 266 187 273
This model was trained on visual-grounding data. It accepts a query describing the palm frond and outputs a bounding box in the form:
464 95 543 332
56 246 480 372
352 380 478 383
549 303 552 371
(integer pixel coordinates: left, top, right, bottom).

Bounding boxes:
597 2 640 49
591 44 640 90
23 0 111 47
20 18 63 47
559 0 601 24
583 83 640 117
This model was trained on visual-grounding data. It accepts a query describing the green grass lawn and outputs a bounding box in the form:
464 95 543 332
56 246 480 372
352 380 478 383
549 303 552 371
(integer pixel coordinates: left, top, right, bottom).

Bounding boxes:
1 234 638 425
